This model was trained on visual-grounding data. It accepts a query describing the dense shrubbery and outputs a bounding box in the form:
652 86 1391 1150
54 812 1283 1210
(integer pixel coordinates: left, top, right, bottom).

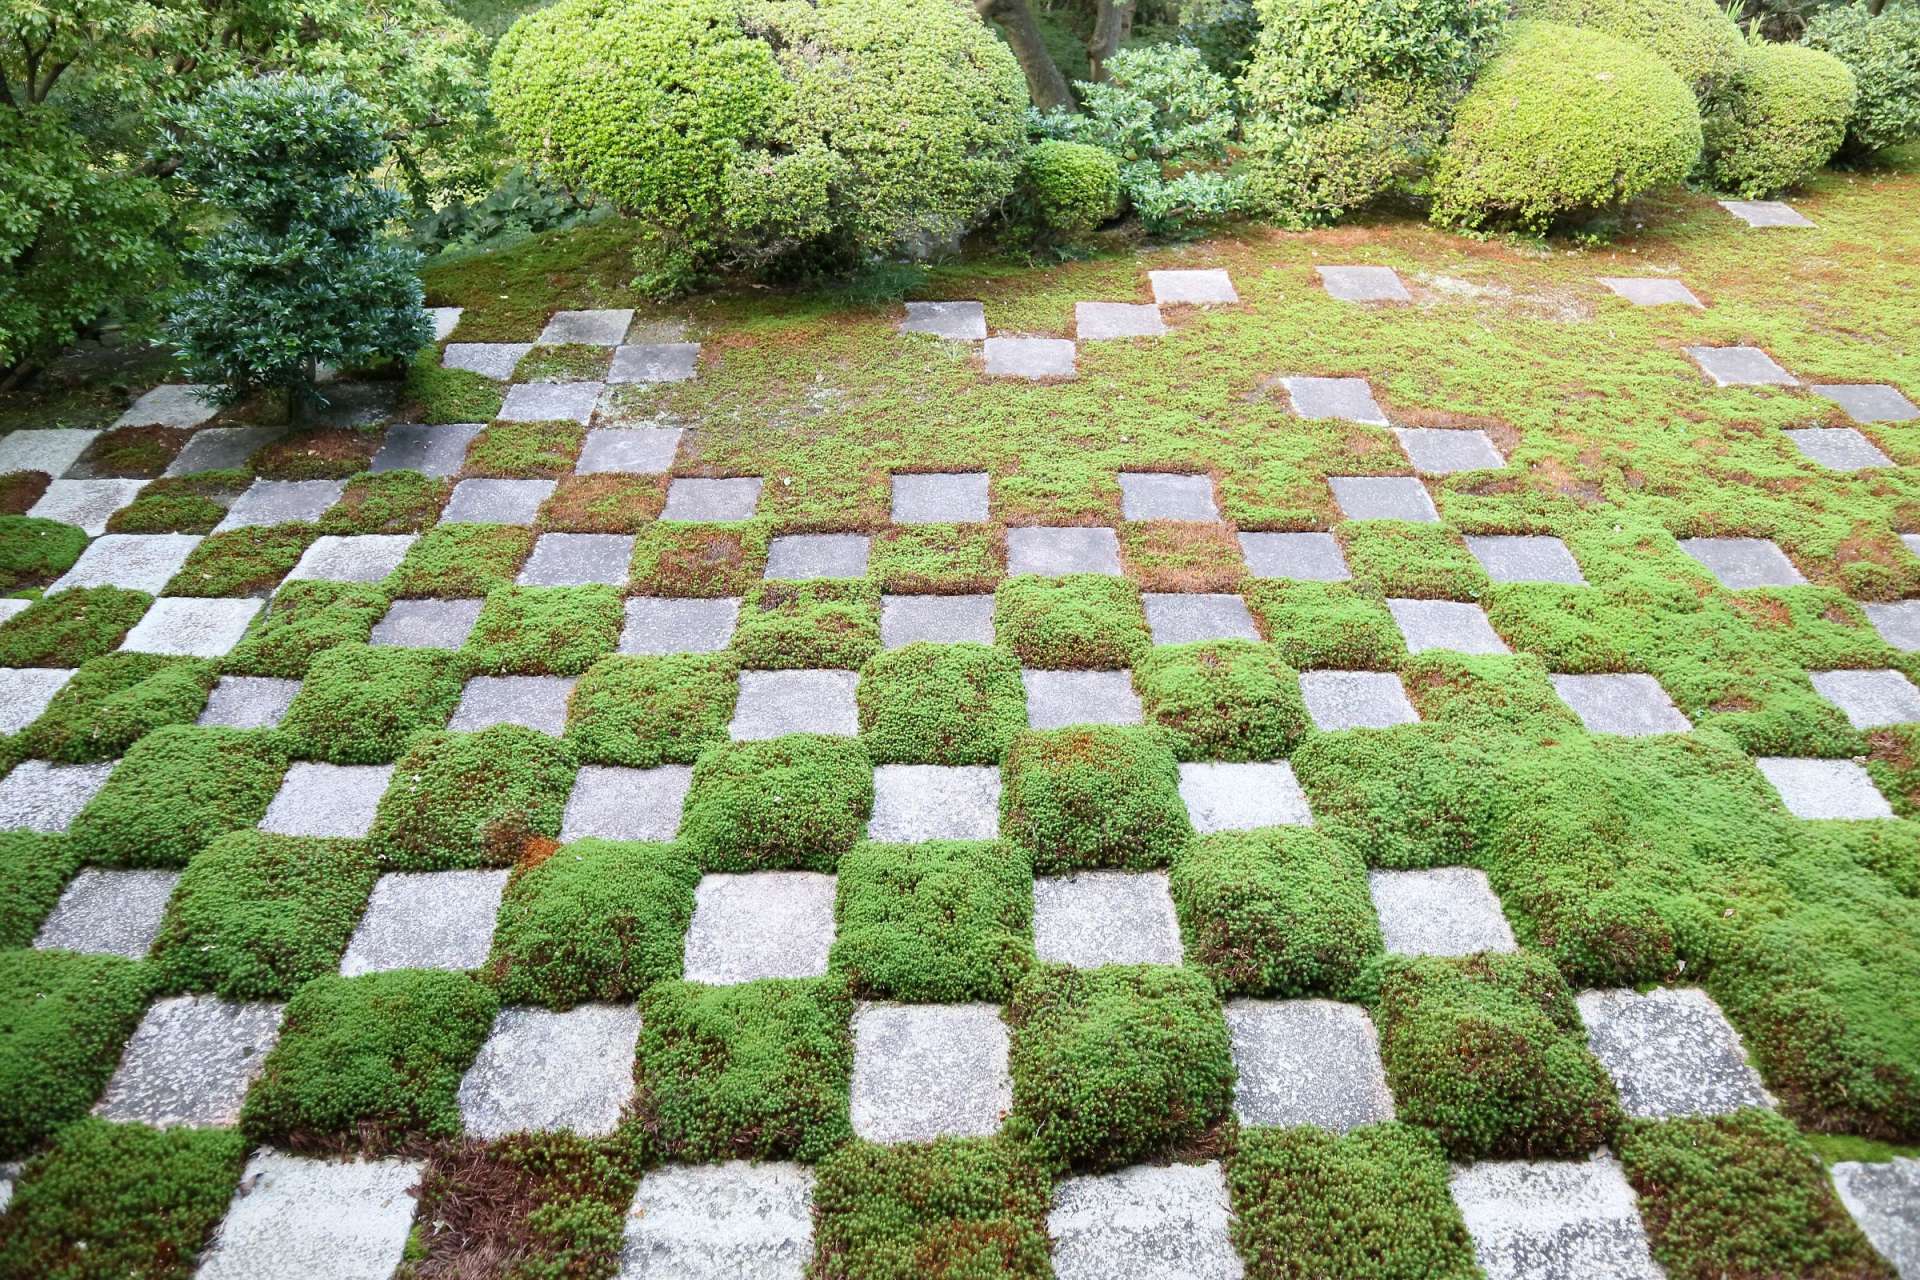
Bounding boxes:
1804 3 1920 156
1514 0 1744 98
1014 141 1122 242
1706 42 1857 196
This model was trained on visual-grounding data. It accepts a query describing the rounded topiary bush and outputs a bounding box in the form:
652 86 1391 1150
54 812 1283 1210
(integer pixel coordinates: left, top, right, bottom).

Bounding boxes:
1706 42 1857 197
1805 3 1920 156
1512 0 1744 99
1017 141 1121 240
1431 21 1703 232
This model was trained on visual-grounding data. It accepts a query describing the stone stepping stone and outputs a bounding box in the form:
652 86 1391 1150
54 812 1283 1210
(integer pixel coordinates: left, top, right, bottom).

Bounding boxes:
1119 472 1218 521
621 597 740 654
0 427 96 477
1864 601 1920 652
1685 345 1798 387
577 426 683 473
1808 669 1920 729
1812 383 1919 423
1227 998 1394 1132
0 668 73 736
1450 1156 1664 1280
983 337 1076 380
443 478 555 524
27 479 145 534
1575 987 1770 1120
340 870 508 975
1021 669 1140 730
0 599 26 627
1551 674 1692 737
1317 265 1410 304
450 675 576 735
1049 1162 1240 1280
1076 302 1166 340
34 868 178 957
443 342 533 380
609 343 700 384
286 534 416 583
214 479 344 531
93 995 284 1128
1284 376 1388 425
851 1001 1010 1143
683 872 836 984
1329 475 1438 523
561 765 691 843
1005 526 1122 576
371 598 485 649
1393 428 1504 475
540 309 634 346
165 426 283 476
1719 199 1814 228
49 532 200 593
868 764 1001 843
518 532 635 586
119 598 263 658
661 476 763 521
1831 1158 1920 1279
261 763 395 839
729 669 859 740
371 423 483 476
765 533 871 581
1368 867 1517 956
901 300 988 341
429 307 463 342
1387 599 1509 655
881 594 996 648
1179 761 1312 831
1148 269 1237 305
1598 277 1702 307
1757 757 1893 820
1785 426 1892 470
892 472 990 523
1677 536 1805 588
1143 593 1260 645
621 1162 815 1280
499 381 603 424
198 676 301 729
0 761 116 833
196 1152 422 1280
1465 534 1586 585
1035 871 1181 968
115 385 218 429
458 1004 641 1138
1298 670 1421 730
1238 531 1350 581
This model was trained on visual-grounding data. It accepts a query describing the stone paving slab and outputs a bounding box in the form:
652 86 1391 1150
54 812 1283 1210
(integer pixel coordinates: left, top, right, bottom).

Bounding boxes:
450 675 576 735
621 596 740 654
1119 472 1219 521
1811 383 1919 423
891 471 990 524
1318 265 1410 303
561 764 692 843
198 676 302 729
881 594 996 647
661 477 763 521
0 599 26 627
164 425 283 476
1387 599 1509 655
683 872 837 984
340 870 509 975
1329 475 1438 522
48 532 200 593
1368 867 1517 956
371 598 485 649
1178 761 1312 831
609 343 700 384
983 337 1076 380
1238 531 1350 581
1830 1158 1920 1279
901 300 988 340
1757 757 1894 820
1575 987 1770 1119
1049 1161 1242 1280
1299 670 1420 730
1227 998 1394 1131
0 761 116 833
1006 526 1122 576
443 478 555 524
729 669 860 739
1719 199 1814 228
868 764 1001 843
1022 669 1141 729
620 1162 815 1280
0 427 96 476
371 424 483 476
261 762 395 839
577 426 682 473
459 1004 641 1138
1143 593 1260 645
196 1152 423 1280
499 381 603 424
1808 668 1920 729
851 1001 1010 1143
28 479 145 534
443 342 533 380
518 532 636 586
1149 269 1238 305
1686 345 1798 387
34 867 178 957
766 533 871 580
119 597 262 658
1284 376 1389 425
215 479 344 531
1551 674 1692 736
1677 536 1806 588
1864 601 1920 652
1033 871 1183 967
1450 1156 1664 1280
1076 302 1166 340
1785 426 1892 470
94 995 284 1128
115 384 218 428
0 667 73 735
430 306 463 342
1393 428 1504 474
1465 534 1586 585
1597 277 1702 307
540 309 634 346
287 534 416 583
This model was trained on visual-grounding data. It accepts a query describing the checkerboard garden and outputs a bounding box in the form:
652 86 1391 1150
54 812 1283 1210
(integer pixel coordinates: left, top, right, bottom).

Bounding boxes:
2 178 1920 1280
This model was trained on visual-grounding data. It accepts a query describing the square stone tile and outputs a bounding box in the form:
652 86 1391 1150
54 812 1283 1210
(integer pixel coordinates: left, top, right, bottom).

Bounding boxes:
1284 376 1388 424
1719 199 1814 228
1299 671 1419 730
1552 674 1692 736
1757 757 1893 820
94 995 284 1128
443 478 555 524
340 870 509 975
0 427 96 476
119 598 262 658
1076 302 1165 340
115 385 218 428
0 760 116 833
1148 269 1237 305
215 479 344 531
1022 669 1140 729
1143 593 1259 644
458 1004 641 1138
540 309 634 346
1329 476 1438 523
1784 427 1892 470
1864 601 1920 652
891 472 990 523
450 675 576 735
729 669 859 740
1598 277 1702 307
1575 987 1770 1120
429 306 463 342
1451 1157 1663 1280
1809 668 1920 728
1005 526 1121 576
983 337 1076 380
164 426 282 476
1049 1162 1240 1280
683 871 836 984
27 479 145 534
1830 1159 1920 1280
901 300 988 340
1238 531 1350 581
1387 599 1509 655
1178 761 1311 831
1119 472 1218 521
661 477 763 522
851 1001 1010 1143
371 598 485 649
518 533 635 586
881 594 996 648
499 381 603 424
561 764 691 842
576 427 682 473
1686 345 1798 387
195 1152 422 1280
0 668 73 735
622 1162 815 1280
48 532 200 593
1812 384 1919 423
1368 867 1517 956
1393 428 1504 474
1318 265 1410 303
371 423 483 476
1465 535 1586 585
609 343 700 384
261 762 395 838
198 676 301 729
287 534 416 583
1227 998 1394 1131
33 868 178 957
0 599 27 627
765 534 870 580
1677 536 1806 588
868 764 1001 842
621 597 739 654
443 342 532 380
1033 872 1182 967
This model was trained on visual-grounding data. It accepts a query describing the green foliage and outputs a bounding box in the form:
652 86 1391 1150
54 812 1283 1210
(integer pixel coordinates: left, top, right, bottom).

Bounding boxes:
1000 726 1192 872
1707 42 1857 198
404 344 504 423
0 587 151 667
0 516 85 590
0 831 78 948
280 643 464 763
1514 0 1744 97
388 522 532 596
464 584 622 675
465 420 584 477
1805 3 1920 155
65 725 291 867
319 470 449 535
1015 141 1122 242
1244 580 1405 669
20 652 215 762
0 949 154 1158
1341 521 1489 599
679 735 875 871
165 524 317 596
831 840 1034 1001
855 643 1026 764
869 523 1002 593
221 579 388 677
564 654 737 766
731 579 881 670
993 574 1149 668
628 522 769 596
513 343 612 383
1134 640 1308 760
369 725 579 869
106 475 240 534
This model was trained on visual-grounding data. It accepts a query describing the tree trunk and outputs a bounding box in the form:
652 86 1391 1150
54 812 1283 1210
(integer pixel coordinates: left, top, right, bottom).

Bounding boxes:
975 0 1077 112
1085 0 1135 84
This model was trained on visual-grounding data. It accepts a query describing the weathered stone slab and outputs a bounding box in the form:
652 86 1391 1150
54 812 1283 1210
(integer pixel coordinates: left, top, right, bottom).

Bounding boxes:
429 307 463 342
450 676 575 735
116 385 218 429
609 343 700 384
1119 472 1218 521
120 598 262 658
371 598 485 649
1686 345 1798 387
1677 536 1806 588
214 479 344 531
621 597 739 654
370 424 482 477
286 535 415 583
1597 277 1701 307
1449 1156 1665 1280
1238 531 1350 581
458 1004 641 1138
1368 867 1517 956
0 428 96 477
892 472 990 523
1808 668 1920 729
1005 526 1121 576
1756 757 1894 820
1465 535 1585 585
1284 377 1388 425
577 427 682 473
1226 998 1394 1132
560 765 691 843
1033 871 1182 968
1049 1162 1242 1280
1784 427 1892 471
0 761 116 833
765 534 870 581
0 668 73 736
1318 266 1410 303
1810 383 1919 423
620 1162 815 1280
1393 428 1504 475
1387 599 1509 655
881 594 996 648
1076 302 1166 340
34 867 178 956
661 477 762 521
1574 987 1770 1119
196 1153 423 1280
1149 269 1237 305
518 533 634 586
198 676 301 729
28 479 145 535
1551 674 1692 736
1329 476 1438 522
499 381 603 424
983 337 1076 380
683 872 836 984
1022 669 1141 729
442 478 555 524
339 869 508 975
1718 199 1813 228
443 342 533 380
1143 593 1260 645
1864 601 1920 652
94 995 284 1128
261 763 394 839
900 301 987 340
48 533 199 593
1298 670 1421 730
729 669 860 739
540 309 633 346
1178 761 1312 831
851 1001 1010 1143
868 765 1001 842
1830 1158 1920 1279
165 426 282 476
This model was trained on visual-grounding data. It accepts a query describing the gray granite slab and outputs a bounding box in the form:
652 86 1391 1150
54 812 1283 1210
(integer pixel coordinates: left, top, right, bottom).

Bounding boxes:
1831 1158 1920 1280
609 343 699 383
443 342 533 380
1119 472 1218 521
1298 670 1421 730
196 1152 423 1280
450 675 576 735
901 300 988 340
1686 345 1798 387
891 472 990 523
561 764 691 842
260 763 395 838
499 381 603 424
0 667 73 735
1450 1156 1664 1280
1757 757 1893 819
48 532 200 593
1785 427 1892 470
0 599 27 627
661 477 762 521
1810 384 1919 423
1677 536 1806 588
1238 531 1350 581
442 478 555 524
881 594 996 648
1318 264 1410 302
1076 302 1165 340
1575 987 1770 1119
120 597 262 658
1284 377 1388 425
1387 599 1509 655
339 869 509 975
430 307 463 342
1552 674 1692 736
1022 669 1141 729
540 309 634 346
729 669 860 739
983 337 1075 380
1864 601 1920 652
115 385 217 428
867 764 1001 843
1148 269 1237 305
94 995 284 1128
214 479 344 531
1005 526 1121 576
1143 593 1259 645
1033 871 1182 968
1329 476 1438 523
683 871 836 984
1597 277 1701 307
0 427 96 477
0 760 116 833
765 534 870 580
198 676 301 729
621 597 739 654
287 534 416 583
1368 867 1517 956
620 1162 815 1280
370 423 482 476
1808 668 1920 728
1227 998 1394 1132
1178 761 1312 831
1465 535 1586 585
164 426 283 476
1050 1162 1241 1280
28 479 145 535
371 598 485 649
577 427 682 473
518 533 635 586
34 868 178 957
1719 199 1814 227
1394 428 1504 475
851 1001 1010 1143
458 1004 641 1138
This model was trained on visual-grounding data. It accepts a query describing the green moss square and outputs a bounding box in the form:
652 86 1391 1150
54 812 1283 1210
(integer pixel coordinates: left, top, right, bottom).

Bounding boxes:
107 473 245 535
317 470 450 534
539 474 666 532
679 735 874 872
628 522 770 597
1339 522 1490 599
280 643 464 763
870 524 1005 594
1117 520 1247 592
0 831 79 949
65 725 292 868
635 977 853 1163
1135 640 1309 761
514 343 614 383
406 344 503 423
0 950 155 1158
999 727 1192 873
150 830 379 1001
464 585 622 676
563 654 737 767
164 524 318 597
387 523 533 598
0 587 152 668
465 420 585 478
368 726 579 870
0 515 86 591
21 652 216 763
832 840 1033 1002
993 575 1149 669
731 580 881 670
1402 652 1579 731
485 839 700 1007
855 643 1026 765
1245 580 1407 670
221 579 389 678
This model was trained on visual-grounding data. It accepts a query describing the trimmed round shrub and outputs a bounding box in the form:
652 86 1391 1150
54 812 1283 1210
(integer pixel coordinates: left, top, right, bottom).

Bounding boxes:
1706 42 1857 197
1431 22 1703 232
1513 0 1744 98
1805 3 1920 156
1018 141 1121 240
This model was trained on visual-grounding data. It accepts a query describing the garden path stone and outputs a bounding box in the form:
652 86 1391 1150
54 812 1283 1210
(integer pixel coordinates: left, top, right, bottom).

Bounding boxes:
1449 1156 1664 1280
27 479 145 534
901 300 987 340
561 765 691 843
443 342 532 380
868 765 1001 842
115 384 217 428
983 337 1075 380
0 599 27 627
371 598 485 648
1148 269 1237 305
198 676 301 729
851 1001 1011 1143
287 534 416 583
261 763 395 839
1812 383 1919 422
1597 277 1701 307
518 532 635 586
443 477 554 524
94 995 284 1128
1368 867 1517 956
1677 536 1805 587
1465 534 1586 584
1551 674 1692 736
1033 871 1182 967
621 597 739 653
1119 472 1218 521
33 868 178 956
1574 987 1770 1119
1284 376 1388 424
1076 302 1166 339
661 476 763 521
1686 345 1798 387
1006 526 1121 576
1238 531 1350 580
0 427 95 477
765 533 870 580
729 669 860 739
1864 601 1920 652
340 870 508 975
577 426 681 473
1830 1158 1920 1279
1809 668 1920 728
1143 593 1260 645
1049 1161 1241 1280
429 306 463 341
214 479 344 530
1387 599 1509 654
1719 199 1814 227
49 532 199 593
609 343 700 383
1022 669 1141 729
458 1004 641 1138
1757 757 1893 819
119 597 262 658
892 472 990 523
881 594 996 647
309 381 399 429
1329 475 1438 522
1785 426 1892 470
1318 265 1410 303
1179 761 1312 831
195 1152 422 1280
1226 998 1394 1131
0 761 116 833
1393 428 1504 474
499 380 603 424
540 309 633 346
620 1162 815 1280
164 425 282 475
370 423 482 476
683 872 836 984
451 675 576 735
0 667 73 735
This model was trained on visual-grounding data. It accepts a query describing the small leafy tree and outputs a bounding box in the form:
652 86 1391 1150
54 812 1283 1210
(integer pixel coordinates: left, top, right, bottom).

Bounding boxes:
167 77 430 423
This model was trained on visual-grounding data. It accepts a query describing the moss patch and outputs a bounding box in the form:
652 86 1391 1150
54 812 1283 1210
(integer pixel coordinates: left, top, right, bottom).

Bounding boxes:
832 840 1034 1002
464 420 585 478
731 580 882 670
1245 580 1408 670
0 587 153 667
679 735 875 872
563 654 737 767
0 831 78 949
628 522 770 596
538 474 665 531
855 642 1026 765
1135 639 1309 760
999 726 1192 873
20 652 215 763
317 470 449 534
994 575 1150 669
65 725 292 867
870 524 1005 594
279 643 464 763
221 579 388 678
0 950 154 1158
368 726 579 870
387 523 532 597
0 516 87 591
464 585 622 676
